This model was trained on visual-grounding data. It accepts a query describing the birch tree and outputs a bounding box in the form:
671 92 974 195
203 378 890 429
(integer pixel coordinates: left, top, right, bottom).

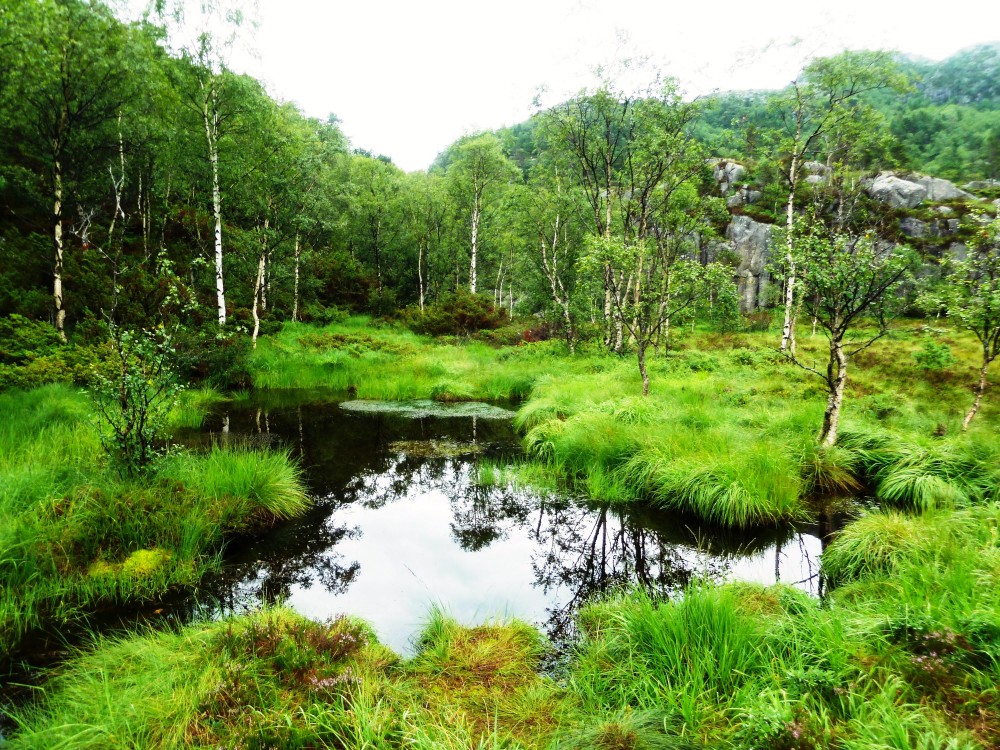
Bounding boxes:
155 0 255 327
789 222 913 445
445 134 519 294
769 51 908 355
3 0 148 338
922 215 1000 430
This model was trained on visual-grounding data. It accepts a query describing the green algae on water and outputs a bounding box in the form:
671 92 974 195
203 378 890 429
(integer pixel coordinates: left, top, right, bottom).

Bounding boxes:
340 399 516 420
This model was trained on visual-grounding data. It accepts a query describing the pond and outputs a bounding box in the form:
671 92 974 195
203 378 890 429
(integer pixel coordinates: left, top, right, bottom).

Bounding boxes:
176 392 829 653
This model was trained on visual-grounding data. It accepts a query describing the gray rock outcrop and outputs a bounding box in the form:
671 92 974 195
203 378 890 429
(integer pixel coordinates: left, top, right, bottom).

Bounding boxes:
964 179 1000 190
899 217 928 238
726 187 763 208
725 215 773 312
711 159 746 195
803 161 830 178
865 172 928 209
915 175 974 202
947 242 968 262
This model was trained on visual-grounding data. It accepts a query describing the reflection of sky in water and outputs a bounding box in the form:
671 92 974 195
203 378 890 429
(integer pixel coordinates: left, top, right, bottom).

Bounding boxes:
190 400 826 654
287 488 566 651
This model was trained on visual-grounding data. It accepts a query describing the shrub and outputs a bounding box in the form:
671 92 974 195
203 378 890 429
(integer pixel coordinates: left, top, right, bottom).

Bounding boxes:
91 325 182 478
741 310 773 332
404 291 508 336
0 314 64 364
172 327 253 389
912 340 957 370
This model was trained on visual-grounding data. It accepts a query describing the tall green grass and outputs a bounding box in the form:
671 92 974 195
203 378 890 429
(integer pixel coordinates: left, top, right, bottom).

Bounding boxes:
245 318 1000 528
0 385 310 657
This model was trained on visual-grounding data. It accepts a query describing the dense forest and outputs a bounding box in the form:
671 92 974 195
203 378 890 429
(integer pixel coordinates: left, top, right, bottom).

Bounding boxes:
1 0 998 361
3 1 1000 748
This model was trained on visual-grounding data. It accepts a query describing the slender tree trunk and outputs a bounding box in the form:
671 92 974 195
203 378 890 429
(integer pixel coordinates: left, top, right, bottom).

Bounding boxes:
637 339 650 397
251 251 265 349
202 79 226 326
292 233 301 322
261 251 269 311
780 161 799 353
962 356 992 431
780 97 803 353
53 156 66 341
494 255 504 307
469 196 480 294
417 238 425 312
818 338 848 446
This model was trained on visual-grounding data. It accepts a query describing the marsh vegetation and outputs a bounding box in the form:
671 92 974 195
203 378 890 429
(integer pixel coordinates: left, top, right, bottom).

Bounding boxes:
2 1 1000 744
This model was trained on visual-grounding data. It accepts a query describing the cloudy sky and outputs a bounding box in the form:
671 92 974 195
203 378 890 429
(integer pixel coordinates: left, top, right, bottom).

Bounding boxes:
160 0 1000 172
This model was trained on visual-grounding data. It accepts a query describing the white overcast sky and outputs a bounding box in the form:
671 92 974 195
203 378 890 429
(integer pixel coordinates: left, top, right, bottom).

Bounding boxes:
144 0 1000 172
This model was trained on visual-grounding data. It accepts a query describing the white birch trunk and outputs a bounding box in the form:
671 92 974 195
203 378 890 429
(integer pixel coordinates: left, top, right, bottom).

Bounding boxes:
202 78 226 326
780 153 800 354
469 197 480 294
53 159 66 340
292 233 301 322
251 252 265 349
417 238 425 312
819 339 848 447
962 358 991 431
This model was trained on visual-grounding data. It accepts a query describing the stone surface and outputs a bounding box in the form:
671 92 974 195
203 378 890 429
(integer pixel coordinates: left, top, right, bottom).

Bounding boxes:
865 172 928 209
712 159 746 194
725 215 773 312
915 175 974 202
726 187 763 208
964 179 1000 190
947 242 968 262
899 217 928 238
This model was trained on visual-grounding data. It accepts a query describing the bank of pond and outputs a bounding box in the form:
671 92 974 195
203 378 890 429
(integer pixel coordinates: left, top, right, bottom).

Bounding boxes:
2 321 999 747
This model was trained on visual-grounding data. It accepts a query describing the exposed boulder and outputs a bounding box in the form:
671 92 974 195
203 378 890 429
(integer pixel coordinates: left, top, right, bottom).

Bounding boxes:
915 175 974 202
711 159 746 194
865 172 927 209
940 219 961 237
899 217 928 238
725 215 773 312
964 179 1000 190
804 174 826 187
803 161 830 176
947 242 968 262
726 187 762 208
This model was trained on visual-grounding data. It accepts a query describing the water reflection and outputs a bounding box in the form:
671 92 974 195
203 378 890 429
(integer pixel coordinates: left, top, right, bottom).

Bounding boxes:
186 397 824 653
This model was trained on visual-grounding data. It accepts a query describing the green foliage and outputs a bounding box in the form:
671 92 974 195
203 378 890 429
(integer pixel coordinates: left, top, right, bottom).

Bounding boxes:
91 326 182 478
172 327 254 389
0 314 63 364
405 291 509 336
913 339 958 370
0 385 310 656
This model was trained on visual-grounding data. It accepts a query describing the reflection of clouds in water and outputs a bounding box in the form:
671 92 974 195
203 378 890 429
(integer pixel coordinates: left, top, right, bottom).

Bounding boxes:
186 401 824 653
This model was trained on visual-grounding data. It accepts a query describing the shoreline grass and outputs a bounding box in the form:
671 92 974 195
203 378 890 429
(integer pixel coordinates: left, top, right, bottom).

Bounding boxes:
0 384 311 660
3 318 999 746
244 316 1000 528
8 545 996 749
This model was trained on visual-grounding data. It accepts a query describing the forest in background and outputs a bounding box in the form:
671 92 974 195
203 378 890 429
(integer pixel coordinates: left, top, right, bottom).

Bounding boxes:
5 4 1000 748
2 0 999 366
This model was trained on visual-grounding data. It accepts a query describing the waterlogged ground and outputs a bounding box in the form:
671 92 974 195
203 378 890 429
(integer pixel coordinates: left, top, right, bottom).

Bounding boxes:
179 392 828 652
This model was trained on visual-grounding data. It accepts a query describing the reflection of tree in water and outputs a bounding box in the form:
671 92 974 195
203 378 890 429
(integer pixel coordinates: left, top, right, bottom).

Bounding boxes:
529 501 712 642
446 482 820 643
186 401 824 644
198 506 362 615
449 474 532 551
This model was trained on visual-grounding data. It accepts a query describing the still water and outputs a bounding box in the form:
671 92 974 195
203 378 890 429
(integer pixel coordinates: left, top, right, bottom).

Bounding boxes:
185 392 826 653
